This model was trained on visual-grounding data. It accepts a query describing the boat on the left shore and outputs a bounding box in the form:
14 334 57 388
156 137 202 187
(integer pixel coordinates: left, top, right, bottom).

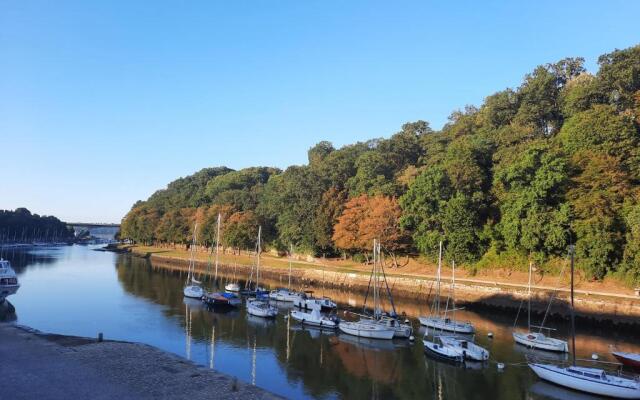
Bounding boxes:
0 259 19 301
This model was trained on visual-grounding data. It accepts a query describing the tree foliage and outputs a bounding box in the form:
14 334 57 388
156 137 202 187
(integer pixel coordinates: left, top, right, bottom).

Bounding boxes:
120 44 640 283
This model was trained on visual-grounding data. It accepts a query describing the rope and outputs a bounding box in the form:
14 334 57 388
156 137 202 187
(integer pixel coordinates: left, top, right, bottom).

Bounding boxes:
538 251 570 333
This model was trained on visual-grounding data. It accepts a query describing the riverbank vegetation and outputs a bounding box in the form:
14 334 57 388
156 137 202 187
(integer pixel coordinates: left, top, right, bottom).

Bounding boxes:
0 208 75 243
121 45 640 285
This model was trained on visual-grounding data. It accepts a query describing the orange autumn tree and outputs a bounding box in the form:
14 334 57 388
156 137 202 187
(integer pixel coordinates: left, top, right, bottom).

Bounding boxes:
332 195 409 267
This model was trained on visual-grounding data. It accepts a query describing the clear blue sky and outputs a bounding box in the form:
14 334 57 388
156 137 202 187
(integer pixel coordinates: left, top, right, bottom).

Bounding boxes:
1 1 638 223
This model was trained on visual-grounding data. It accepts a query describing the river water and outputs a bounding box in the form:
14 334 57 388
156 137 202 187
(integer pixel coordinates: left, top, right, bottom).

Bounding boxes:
4 245 639 399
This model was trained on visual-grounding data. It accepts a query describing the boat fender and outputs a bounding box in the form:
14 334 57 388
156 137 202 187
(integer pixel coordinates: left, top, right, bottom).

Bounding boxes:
592 353 599 360
409 335 415 341
320 321 323 326
302 319 305 324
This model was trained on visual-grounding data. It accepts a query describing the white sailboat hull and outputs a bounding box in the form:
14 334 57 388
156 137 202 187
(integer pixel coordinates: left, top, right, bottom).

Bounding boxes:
224 283 240 292
183 285 205 299
269 290 298 302
423 339 464 362
419 316 475 334
290 310 338 328
439 336 489 361
530 363 640 399
513 332 568 353
339 321 395 340
246 299 277 318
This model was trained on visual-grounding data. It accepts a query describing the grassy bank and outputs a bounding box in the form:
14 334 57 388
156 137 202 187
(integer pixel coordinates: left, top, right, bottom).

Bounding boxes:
117 244 639 299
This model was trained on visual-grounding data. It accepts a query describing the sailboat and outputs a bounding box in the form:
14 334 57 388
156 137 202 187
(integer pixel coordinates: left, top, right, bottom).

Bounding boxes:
246 226 277 318
338 239 400 340
513 261 568 353
528 246 640 399
203 215 241 308
183 223 205 299
419 242 474 334
225 261 241 292
269 244 299 302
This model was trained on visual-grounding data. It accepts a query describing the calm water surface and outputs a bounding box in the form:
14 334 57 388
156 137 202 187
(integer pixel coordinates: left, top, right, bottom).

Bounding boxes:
5 245 639 399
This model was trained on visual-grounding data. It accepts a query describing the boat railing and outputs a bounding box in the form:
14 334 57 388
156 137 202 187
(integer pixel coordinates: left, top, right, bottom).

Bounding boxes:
530 325 557 331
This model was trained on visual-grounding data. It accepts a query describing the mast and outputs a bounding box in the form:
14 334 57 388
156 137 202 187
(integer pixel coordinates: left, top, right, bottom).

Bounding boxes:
288 244 293 290
187 223 198 284
569 245 576 366
373 239 379 319
452 260 456 323
528 260 532 331
214 213 221 280
436 241 442 316
256 226 262 290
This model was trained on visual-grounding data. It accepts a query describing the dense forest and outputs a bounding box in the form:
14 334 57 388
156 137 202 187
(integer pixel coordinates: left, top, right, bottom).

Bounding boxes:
0 208 75 243
121 45 640 284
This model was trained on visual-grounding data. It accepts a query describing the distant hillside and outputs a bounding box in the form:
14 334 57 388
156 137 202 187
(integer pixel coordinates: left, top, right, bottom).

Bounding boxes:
0 208 75 242
122 44 640 284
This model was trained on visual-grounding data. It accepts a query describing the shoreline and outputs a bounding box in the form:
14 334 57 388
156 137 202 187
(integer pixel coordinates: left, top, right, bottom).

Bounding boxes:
0 322 281 400
115 244 640 325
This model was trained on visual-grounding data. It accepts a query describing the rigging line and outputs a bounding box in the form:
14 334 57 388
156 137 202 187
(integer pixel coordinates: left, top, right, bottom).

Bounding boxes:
362 247 376 315
538 251 570 333
512 297 526 329
379 246 397 316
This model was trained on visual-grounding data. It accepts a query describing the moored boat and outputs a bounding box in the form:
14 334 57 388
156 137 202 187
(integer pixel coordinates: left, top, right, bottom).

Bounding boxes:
183 223 205 299
293 292 337 311
513 261 568 353
0 259 19 301
419 316 475 334
423 336 464 363
203 291 241 308
247 298 278 318
529 363 640 399
513 331 568 353
418 243 475 334
613 351 640 371
290 308 339 328
269 288 299 302
439 336 489 361
528 246 640 399
225 282 240 292
339 319 395 340
245 227 278 318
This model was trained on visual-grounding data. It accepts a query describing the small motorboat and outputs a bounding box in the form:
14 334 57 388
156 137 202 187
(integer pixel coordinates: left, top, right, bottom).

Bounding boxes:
246 297 277 318
513 331 568 353
0 259 19 301
419 316 475 334
202 292 241 308
423 335 464 363
439 336 489 361
529 363 640 399
338 318 395 340
378 315 413 339
269 288 299 302
612 351 640 370
293 291 337 311
225 282 240 292
290 308 339 328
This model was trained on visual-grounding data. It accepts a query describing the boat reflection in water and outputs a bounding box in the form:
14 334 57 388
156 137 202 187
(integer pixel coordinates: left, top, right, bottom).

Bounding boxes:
6 245 640 400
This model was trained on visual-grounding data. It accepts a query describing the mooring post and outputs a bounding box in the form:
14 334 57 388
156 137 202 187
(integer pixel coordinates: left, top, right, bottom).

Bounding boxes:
98 332 103 342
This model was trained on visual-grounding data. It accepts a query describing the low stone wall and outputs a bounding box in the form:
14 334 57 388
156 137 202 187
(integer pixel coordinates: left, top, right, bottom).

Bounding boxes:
140 250 640 325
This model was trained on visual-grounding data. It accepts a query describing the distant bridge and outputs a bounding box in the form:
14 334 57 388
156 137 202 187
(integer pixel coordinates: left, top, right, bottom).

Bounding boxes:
66 223 120 228
67 223 120 240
